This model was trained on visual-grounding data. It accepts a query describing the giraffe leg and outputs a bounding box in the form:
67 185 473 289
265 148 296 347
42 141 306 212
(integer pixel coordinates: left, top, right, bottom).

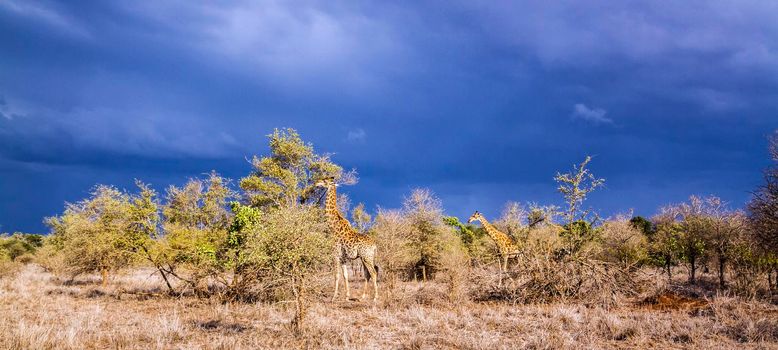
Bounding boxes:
333 261 341 302
368 263 379 302
360 258 370 300
498 254 505 287
360 257 379 301
342 264 351 299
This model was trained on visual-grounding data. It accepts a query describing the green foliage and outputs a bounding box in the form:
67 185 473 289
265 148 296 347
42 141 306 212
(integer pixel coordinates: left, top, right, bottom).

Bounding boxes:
43 185 140 280
242 205 331 280
443 216 476 246
240 128 345 208
629 216 654 237
0 233 42 261
152 173 236 289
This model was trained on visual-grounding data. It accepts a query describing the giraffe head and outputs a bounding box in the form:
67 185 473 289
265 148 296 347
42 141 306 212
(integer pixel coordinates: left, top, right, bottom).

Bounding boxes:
314 177 337 188
467 211 484 224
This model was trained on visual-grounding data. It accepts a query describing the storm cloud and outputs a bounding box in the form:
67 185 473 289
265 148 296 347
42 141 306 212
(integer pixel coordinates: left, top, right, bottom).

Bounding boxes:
0 0 776 232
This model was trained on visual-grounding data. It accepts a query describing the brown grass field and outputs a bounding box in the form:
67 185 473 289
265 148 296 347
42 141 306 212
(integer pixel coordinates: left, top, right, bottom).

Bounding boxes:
1 264 777 350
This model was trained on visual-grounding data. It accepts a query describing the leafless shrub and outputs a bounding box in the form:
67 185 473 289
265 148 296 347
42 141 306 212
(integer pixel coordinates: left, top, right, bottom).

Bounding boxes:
372 208 414 293
471 222 641 307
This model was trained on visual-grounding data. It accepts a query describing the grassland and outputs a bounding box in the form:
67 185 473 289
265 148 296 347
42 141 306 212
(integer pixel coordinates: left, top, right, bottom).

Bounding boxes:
1 265 777 349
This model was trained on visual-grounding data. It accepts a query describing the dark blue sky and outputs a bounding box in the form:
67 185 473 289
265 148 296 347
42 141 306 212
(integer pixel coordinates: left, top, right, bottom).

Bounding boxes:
1 1 776 232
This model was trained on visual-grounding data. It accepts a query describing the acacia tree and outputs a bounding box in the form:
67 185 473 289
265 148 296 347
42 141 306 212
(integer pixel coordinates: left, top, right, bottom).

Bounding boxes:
45 185 138 285
748 131 778 288
554 156 605 253
660 196 731 284
239 128 346 208
230 128 349 332
700 199 748 288
155 173 236 291
124 181 170 290
649 214 681 281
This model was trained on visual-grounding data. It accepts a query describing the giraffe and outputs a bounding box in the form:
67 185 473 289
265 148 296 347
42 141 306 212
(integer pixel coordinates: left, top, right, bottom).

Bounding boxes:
468 211 520 280
315 177 379 302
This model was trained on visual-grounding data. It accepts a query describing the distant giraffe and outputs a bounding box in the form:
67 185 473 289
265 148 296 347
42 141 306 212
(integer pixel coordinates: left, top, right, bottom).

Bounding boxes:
315 178 379 302
468 211 520 279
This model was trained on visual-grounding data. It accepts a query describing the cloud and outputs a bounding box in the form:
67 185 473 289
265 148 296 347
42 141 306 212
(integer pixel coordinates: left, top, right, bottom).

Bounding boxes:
346 128 366 143
572 104 612 124
0 103 241 167
117 1 410 94
688 88 745 112
0 0 91 39
0 96 7 120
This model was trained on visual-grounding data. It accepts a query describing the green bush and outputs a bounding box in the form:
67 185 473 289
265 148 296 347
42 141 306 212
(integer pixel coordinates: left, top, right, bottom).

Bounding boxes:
44 185 140 284
0 233 43 263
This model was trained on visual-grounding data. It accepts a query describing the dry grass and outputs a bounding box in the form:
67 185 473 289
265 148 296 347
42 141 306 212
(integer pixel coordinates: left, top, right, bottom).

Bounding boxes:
1 265 778 349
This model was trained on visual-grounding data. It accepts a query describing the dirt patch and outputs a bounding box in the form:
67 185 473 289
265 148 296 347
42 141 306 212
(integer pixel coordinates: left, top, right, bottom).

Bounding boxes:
639 292 709 311
193 319 249 333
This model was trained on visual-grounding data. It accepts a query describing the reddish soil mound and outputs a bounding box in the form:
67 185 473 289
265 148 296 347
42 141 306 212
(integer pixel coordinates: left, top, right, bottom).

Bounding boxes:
639 292 709 311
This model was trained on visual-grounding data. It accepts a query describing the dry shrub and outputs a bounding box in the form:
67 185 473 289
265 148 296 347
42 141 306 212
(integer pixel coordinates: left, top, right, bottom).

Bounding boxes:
598 216 649 269
0 253 21 279
32 243 68 277
466 233 502 268
374 189 466 280
373 189 471 305
709 297 778 342
474 224 641 307
437 231 470 304
372 209 415 291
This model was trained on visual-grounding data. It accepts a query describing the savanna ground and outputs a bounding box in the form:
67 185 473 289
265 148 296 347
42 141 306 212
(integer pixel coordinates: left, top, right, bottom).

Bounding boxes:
2 264 777 350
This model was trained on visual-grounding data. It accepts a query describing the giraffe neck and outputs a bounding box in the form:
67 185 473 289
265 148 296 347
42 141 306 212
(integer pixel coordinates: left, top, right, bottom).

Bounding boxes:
323 184 340 224
480 217 513 248
323 184 352 240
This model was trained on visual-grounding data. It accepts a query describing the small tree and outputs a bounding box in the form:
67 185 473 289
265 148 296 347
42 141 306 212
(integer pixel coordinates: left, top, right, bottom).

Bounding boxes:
238 204 331 334
554 156 605 253
0 233 42 262
599 216 649 269
45 185 137 285
372 208 414 290
402 189 463 280
156 173 236 292
659 196 730 284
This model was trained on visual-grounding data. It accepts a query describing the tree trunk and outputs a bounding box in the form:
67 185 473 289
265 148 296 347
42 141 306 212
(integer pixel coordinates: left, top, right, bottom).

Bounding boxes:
665 263 672 282
689 256 696 284
290 275 306 336
158 267 174 293
718 256 726 288
773 269 778 289
101 269 109 287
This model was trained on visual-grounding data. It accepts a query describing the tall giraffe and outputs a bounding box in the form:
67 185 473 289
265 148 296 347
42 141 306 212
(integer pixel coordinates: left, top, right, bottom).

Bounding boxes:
468 211 520 277
315 178 379 302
